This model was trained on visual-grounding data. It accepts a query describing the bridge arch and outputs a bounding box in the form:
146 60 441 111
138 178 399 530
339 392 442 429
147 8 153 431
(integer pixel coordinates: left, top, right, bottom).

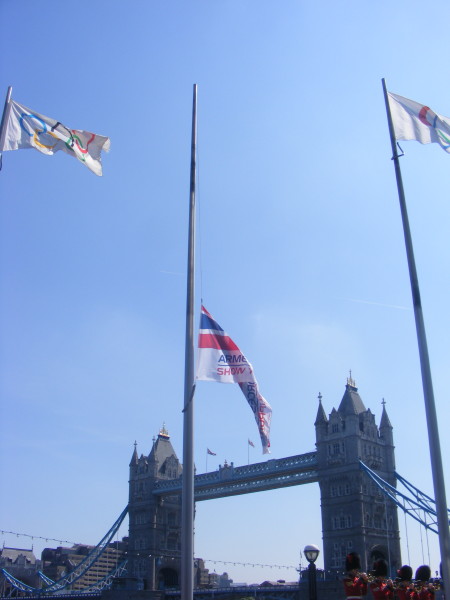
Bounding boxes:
368 544 390 566
158 566 179 589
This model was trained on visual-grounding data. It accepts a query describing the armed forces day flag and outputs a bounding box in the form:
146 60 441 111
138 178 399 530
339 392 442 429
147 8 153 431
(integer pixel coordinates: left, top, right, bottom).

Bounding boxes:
388 92 450 153
196 305 272 454
0 99 110 175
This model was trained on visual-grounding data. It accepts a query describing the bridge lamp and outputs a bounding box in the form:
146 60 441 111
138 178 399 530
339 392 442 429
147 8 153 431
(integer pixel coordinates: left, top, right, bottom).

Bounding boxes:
304 545 320 564
303 545 320 600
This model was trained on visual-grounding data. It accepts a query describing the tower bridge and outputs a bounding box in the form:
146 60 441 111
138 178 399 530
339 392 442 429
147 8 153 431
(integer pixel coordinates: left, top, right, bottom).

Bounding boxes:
128 378 402 590
154 452 318 500
5 378 434 597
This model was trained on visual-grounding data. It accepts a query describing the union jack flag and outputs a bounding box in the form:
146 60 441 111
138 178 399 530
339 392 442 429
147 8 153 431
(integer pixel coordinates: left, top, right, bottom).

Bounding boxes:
197 305 272 454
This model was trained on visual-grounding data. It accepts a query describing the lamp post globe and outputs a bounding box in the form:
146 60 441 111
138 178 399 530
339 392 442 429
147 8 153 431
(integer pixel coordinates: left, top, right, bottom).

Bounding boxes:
303 545 320 600
304 545 320 564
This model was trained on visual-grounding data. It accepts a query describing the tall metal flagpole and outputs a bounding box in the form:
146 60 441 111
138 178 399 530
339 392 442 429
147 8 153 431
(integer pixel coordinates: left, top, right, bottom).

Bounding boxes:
382 78 450 592
181 83 197 600
0 86 13 158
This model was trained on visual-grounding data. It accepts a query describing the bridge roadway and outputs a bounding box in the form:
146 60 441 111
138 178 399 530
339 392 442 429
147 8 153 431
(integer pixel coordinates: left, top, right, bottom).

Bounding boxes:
1 586 302 600
153 452 318 500
166 584 301 600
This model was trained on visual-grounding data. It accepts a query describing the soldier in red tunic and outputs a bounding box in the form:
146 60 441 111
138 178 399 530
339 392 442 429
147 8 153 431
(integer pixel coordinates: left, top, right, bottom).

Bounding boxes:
414 565 435 600
369 559 394 600
343 552 368 600
395 565 414 600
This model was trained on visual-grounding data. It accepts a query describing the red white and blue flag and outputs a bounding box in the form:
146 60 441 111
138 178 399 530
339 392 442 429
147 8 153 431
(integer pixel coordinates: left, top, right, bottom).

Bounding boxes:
197 305 272 454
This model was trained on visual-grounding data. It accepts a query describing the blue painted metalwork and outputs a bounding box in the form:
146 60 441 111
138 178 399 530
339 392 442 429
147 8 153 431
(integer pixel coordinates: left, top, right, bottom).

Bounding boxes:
1 569 37 595
77 559 128 593
154 452 318 500
37 505 128 594
359 460 450 533
395 471 450 518
37 572 54 586
1 506 128 596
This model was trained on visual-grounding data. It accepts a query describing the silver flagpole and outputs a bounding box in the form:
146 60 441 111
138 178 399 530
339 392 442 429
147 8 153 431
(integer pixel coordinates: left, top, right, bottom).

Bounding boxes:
181 83 197 600
0 86 13 157
382 78 450 592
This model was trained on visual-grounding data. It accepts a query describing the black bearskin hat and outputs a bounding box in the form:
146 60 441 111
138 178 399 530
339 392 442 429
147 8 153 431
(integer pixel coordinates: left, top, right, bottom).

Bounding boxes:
415 565 431 582
397 565 413 581
346 552 361 572
372 559 388 577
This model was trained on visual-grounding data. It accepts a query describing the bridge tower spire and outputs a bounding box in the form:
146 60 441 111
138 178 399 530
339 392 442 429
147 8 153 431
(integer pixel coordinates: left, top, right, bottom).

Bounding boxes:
315 377 401 575
128 426 184 589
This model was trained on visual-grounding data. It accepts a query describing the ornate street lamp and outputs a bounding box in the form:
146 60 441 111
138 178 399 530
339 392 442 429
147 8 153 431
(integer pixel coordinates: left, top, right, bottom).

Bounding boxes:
303 545 320 600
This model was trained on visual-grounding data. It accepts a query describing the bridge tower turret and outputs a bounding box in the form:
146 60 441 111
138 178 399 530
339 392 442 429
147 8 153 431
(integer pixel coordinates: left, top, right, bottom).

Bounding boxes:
315 377 401 576
128 425 183 590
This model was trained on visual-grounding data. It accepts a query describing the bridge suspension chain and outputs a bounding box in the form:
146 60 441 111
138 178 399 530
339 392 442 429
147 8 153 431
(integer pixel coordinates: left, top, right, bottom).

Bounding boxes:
359 460 450 533
1 506 128 596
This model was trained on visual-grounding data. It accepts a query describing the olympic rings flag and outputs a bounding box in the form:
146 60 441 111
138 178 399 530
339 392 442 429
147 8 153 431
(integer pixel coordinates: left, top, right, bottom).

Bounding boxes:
0 99 110 176
196 305 272 454
388 92 450 153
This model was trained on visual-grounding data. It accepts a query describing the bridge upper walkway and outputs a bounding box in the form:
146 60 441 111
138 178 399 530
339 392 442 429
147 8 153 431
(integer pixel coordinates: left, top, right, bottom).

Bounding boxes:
153 452 318 500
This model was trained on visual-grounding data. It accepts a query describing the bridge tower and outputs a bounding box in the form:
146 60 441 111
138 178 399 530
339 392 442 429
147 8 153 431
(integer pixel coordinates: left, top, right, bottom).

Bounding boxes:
128 425 183 589
315 377 401 575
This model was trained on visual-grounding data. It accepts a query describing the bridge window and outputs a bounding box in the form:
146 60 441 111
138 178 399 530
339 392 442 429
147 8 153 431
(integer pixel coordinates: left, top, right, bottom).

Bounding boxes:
135 512 147 525
331 485 337 497
134 558 147 576
331 543 348 568
135 537 147 550
332 423 339 433
333 443 340 455
135 482 145 496
345 483 351 495
331 555 340 568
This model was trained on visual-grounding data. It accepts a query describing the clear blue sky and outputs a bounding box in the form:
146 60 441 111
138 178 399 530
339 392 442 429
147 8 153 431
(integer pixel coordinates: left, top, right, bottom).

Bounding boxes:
1 0 449 585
